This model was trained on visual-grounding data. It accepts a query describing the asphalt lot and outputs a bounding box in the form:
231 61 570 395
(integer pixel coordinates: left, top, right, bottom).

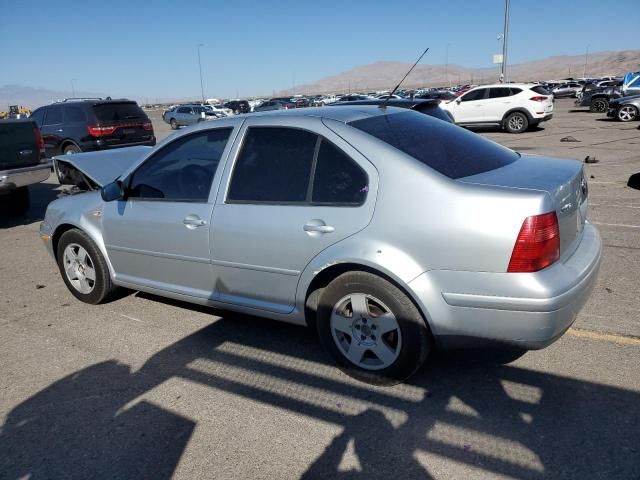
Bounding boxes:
1 99 638 479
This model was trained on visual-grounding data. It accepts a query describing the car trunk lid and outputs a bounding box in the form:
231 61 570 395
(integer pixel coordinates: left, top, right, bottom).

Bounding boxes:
90 102 154 145
458 154 587 257
0 119 41 170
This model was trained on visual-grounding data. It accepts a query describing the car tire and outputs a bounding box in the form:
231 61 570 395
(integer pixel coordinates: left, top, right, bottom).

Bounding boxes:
7 186 30 216
504 112 529 133
170 118 178 130
56 228 115 305
617 105 638 122
316 271 432 385
589 98 608 113
63 144 81 155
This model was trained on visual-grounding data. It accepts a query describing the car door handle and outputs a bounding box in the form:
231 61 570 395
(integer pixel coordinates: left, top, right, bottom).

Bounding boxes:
183 215 208 229
304 223 335 234
56 128 64 132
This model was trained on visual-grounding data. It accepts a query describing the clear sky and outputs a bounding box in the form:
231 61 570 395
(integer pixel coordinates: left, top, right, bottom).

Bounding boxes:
1 0 639 100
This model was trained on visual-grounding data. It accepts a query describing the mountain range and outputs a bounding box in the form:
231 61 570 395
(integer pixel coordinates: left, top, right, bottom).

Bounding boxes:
277 49 640 95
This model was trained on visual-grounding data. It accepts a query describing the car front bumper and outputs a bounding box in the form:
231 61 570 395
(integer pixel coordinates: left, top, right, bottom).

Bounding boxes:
0 163 51 192
408 223 602 349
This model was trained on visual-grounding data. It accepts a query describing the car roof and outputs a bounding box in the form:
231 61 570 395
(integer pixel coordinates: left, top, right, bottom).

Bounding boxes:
244 104 404 123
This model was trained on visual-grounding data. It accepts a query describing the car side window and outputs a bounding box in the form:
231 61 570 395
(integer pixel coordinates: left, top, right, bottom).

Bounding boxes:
461 89 486 102
43 107 63 125
63 106 87 123
488 88 511 99
227 127 317 203
30 109 45 128
177 107 188 114
312 140 368 205
128 128 233 202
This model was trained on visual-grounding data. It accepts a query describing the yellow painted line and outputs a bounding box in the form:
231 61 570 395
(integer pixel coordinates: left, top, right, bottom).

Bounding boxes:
568 327 640 346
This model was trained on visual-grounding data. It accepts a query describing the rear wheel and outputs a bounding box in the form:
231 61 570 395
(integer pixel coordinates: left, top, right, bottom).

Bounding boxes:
589 98 608 113
316 271 432 385
63 143 81 155
504 112 529 133
170 118 178 130
56 229 115 304
618 105 638 122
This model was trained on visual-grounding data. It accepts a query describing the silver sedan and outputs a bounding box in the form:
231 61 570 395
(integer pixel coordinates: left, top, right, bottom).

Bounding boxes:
41 106 601 385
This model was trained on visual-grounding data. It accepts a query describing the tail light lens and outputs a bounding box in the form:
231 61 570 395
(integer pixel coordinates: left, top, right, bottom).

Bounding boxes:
88 125 117 136
34 127 45 155
142 122 153 131
508 212 560 273
529 96 548 102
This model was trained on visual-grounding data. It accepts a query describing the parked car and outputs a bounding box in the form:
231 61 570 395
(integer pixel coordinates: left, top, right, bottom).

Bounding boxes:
415 90 457 101
223 100 251 115
330 98 453 123
607 95 640 122
440 84 553 133
29 98 155 158
204 104 233 118
551 83 582 98
163 105 210 129
337 95 374 102
575 84 624 112
43 106 600 385
0 119 49 215
253 100 295 112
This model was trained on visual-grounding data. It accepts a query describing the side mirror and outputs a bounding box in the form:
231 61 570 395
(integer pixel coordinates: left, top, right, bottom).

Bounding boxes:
101 180 125 202
456 98 462 104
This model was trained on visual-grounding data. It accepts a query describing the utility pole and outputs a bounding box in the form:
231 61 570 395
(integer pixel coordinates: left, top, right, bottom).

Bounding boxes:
70 79 76 98
501 0 510 82
197 43 205 104
583 45 590 79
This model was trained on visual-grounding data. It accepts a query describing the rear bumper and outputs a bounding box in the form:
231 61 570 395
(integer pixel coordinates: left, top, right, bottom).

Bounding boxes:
408 223 601 349
81 138 156 152
607 108 618 118
0 163 51 192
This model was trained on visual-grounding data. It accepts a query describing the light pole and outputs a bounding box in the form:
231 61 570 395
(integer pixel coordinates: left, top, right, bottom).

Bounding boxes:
583 45 590 79
501 0 510 82
197 43 205 104
70 79 76 98
445 43 450 88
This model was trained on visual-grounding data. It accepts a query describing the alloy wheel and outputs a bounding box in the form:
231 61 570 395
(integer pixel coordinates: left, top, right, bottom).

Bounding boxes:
63 243 96 294
508 114 525 131
618 105 637 122
330 293 402 371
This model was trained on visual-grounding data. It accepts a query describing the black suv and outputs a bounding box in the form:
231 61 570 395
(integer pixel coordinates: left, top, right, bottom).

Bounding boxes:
29 98 155 158
223 100 251 114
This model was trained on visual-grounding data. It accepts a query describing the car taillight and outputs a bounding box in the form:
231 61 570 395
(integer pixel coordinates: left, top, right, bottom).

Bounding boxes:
529 96 548 102
34 127 45 155
88 125 117 136
508 212 560 273
142 122 153 131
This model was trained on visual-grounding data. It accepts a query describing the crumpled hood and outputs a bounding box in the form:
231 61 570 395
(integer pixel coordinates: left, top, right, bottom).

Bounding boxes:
53 145 152 187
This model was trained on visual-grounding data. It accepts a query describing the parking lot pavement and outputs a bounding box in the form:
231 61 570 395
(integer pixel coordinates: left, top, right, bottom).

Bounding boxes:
1 99 639 479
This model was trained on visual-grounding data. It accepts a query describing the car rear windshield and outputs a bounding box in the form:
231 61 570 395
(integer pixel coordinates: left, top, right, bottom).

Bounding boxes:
93 102 146 122
348 111 519 179
530 86 550 95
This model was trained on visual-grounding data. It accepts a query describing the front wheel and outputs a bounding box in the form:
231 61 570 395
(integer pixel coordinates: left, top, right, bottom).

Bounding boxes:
618 105 638 122
316 272 432 385
63 144 81 155
170 118 178 130
504 112 529 133
56 229 116 304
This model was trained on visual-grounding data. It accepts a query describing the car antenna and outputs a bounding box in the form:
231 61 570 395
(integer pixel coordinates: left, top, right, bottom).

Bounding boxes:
380 47 430 109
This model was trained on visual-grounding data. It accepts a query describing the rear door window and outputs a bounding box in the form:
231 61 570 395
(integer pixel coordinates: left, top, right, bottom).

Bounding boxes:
43 107 62 125
488 88 511 98
349 111 519 179
312 140 367 205
93 102 145 122
227 127 317 203
63 106 87 123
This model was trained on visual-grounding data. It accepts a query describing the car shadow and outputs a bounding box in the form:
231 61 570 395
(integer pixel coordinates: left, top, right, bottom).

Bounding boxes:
1 305 638 479
0 179 60 229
